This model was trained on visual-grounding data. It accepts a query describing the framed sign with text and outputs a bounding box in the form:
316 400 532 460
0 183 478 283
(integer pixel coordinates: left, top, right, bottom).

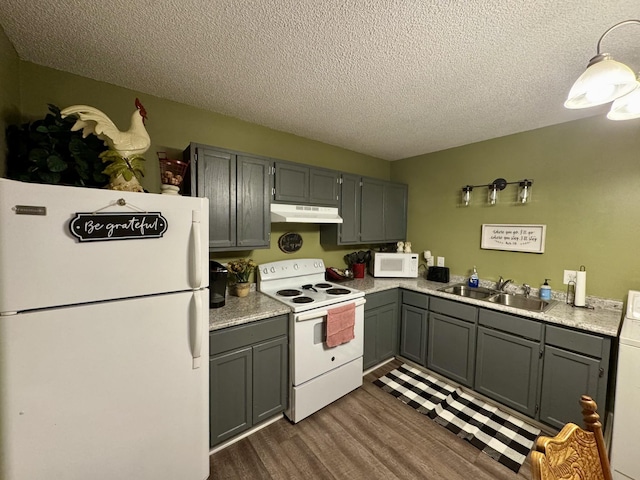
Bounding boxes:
69 212 168 242
481 224 546 253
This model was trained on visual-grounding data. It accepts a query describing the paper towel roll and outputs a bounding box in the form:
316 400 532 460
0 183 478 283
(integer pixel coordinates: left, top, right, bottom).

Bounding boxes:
575 270 587 307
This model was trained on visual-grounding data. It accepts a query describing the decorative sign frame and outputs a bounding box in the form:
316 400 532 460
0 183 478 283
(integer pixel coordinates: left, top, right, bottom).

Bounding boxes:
278 232 303 254
69 212 168 242
480 224 546 253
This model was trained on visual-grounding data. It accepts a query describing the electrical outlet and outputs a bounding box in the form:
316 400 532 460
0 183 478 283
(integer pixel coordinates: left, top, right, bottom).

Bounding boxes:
437 256 445 267
426 257 435 267
563 269 577 285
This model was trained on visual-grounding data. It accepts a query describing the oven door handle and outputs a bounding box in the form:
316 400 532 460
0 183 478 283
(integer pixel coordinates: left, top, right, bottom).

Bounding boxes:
295 297 366 322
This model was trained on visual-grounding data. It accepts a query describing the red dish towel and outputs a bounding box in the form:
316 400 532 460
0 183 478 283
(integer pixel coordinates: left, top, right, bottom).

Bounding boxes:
326 302 356 348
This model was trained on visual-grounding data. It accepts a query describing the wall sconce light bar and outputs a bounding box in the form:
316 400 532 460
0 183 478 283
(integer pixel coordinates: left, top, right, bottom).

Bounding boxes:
461 178 533 206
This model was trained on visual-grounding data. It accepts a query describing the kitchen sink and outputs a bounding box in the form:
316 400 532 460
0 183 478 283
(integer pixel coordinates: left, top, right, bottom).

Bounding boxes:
486 293 554 312
438 283 556 312
439 284 499 300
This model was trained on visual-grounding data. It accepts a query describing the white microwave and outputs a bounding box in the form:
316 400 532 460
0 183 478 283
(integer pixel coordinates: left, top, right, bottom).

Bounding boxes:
369 252 419 278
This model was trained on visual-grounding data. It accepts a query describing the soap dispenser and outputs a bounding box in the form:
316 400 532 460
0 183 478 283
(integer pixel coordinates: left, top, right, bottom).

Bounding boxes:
540 279 552 300
468 266 479 288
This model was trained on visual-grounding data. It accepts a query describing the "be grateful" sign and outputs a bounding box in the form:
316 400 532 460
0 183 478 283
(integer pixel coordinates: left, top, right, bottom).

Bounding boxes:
69 212 168 242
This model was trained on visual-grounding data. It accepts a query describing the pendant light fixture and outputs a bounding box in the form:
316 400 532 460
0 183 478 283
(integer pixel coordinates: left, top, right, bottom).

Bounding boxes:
566 20 640 119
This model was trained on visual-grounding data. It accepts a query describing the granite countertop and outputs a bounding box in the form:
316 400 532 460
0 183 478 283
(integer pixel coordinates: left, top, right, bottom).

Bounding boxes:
209 290 290 331
209 276 624 337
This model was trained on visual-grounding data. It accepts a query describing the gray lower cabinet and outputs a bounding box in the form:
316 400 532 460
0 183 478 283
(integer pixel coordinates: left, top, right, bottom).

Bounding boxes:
427 297 477 387
209 315 288 447
539 325 611 429
274 161 339 206
185 143 271 251
475 309 543 418
363 290 399 370
399 290 429 365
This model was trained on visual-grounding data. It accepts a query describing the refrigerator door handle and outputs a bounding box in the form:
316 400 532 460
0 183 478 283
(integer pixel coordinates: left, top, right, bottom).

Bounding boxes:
190 209 202 289
190 292 203 369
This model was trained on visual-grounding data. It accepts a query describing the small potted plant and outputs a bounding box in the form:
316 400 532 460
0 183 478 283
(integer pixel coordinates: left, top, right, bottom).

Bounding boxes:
227 258 257 297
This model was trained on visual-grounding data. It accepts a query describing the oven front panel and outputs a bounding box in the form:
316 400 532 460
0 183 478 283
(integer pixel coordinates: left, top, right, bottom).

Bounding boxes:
292 302 364 386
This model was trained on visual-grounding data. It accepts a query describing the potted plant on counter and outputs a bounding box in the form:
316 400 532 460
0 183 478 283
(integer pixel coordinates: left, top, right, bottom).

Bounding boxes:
227 258 257 297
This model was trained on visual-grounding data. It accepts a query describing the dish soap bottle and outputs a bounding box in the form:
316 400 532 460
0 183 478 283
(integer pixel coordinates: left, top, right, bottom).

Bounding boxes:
468 266 479 288
540 279 552 300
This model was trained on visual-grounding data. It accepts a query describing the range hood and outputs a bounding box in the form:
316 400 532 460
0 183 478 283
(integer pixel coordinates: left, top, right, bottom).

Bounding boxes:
270 203 343 224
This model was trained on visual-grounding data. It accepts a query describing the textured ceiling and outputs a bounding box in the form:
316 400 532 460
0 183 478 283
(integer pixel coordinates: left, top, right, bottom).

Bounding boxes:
1 0 640 160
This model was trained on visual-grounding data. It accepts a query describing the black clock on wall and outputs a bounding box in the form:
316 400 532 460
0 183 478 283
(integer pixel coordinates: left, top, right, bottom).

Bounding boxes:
278 232 303 254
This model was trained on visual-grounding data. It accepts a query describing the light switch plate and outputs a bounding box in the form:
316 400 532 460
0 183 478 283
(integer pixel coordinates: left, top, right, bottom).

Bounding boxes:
437 256 445 267
563 270 577 284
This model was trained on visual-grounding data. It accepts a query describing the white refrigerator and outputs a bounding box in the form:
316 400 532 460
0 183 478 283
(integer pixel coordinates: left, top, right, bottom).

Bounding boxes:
0 178 210 480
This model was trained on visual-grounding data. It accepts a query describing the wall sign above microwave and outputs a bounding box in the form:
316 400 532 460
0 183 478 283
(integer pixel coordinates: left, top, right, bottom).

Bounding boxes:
69 212 168 242
480 224 546 253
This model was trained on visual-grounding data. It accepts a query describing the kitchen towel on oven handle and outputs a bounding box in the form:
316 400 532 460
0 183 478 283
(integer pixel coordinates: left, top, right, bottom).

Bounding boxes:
325 302 356 348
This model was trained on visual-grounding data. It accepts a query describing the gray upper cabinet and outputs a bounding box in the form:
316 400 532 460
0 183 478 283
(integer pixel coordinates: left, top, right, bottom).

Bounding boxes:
360 178 386 242
185 143 271 251
274 162 339 207
384 182 408 242
335 173 360 244
320 175 408 245
273 162 309 203
539 326 611 429
475 309 542 418
236 155 272 248
309 168 340 206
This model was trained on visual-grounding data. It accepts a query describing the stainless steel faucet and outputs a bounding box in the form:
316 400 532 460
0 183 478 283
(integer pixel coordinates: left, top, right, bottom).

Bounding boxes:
496 276 513 291
522 284 531 297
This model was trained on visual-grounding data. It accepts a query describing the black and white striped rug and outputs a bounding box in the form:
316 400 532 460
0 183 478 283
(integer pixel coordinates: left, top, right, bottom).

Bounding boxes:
374 364 540 473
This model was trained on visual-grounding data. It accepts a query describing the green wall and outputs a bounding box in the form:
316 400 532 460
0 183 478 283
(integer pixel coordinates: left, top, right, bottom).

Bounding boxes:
0 25 20 177
391 116 640 301
5 60 390 271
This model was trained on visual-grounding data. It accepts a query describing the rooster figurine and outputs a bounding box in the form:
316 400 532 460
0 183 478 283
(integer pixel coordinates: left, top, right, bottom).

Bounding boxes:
61 99 150 191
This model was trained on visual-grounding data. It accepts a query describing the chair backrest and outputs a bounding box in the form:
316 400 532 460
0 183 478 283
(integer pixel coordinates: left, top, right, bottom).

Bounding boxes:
531 395 612 480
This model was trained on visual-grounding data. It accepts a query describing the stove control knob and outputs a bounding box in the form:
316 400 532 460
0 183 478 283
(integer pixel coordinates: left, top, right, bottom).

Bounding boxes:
262 268 268 275
293 264 299 270
270 267 276 273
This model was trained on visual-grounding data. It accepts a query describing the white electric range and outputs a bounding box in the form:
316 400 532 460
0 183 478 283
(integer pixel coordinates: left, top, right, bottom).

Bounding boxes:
257 258 366 423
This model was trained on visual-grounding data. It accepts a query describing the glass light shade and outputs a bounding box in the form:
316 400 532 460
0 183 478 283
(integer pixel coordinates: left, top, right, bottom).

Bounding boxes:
565 57 638 109
607 83 640 120
518 180 532 204
462 186 472 206
488 185 498 205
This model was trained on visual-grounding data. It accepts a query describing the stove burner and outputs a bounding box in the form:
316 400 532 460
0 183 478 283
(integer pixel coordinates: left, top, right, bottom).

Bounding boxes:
277 289 303 297
302 284 318 293
314 283 333 289
326 288 351 295
292 296 314 304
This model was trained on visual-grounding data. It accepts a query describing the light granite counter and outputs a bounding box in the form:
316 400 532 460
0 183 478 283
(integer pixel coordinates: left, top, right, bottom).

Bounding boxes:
209 276 624 337
209 290 290 331
343 276 623 338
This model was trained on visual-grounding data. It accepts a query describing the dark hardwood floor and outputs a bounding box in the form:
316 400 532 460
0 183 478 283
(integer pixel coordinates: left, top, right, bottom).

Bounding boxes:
209 359 532 479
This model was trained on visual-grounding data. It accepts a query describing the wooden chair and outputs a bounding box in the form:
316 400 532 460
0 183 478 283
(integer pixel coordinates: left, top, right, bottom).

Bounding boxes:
531 395 612 480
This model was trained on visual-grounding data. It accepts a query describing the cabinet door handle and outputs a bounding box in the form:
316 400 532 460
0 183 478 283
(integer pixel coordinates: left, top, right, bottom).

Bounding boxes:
599 367 604 377
539 349 543 359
